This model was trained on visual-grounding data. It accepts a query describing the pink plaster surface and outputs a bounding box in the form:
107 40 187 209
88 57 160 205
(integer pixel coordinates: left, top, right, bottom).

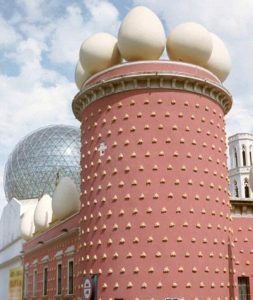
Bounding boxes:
78 63 232 299
23 212 79 252
231 217 253 297
84 61 220 88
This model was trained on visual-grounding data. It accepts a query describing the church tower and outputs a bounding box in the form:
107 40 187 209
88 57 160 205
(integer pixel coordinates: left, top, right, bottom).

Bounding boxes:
229 133 253 200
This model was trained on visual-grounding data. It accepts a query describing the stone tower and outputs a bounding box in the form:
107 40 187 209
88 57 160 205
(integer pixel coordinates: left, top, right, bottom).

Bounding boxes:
73 61 233 299
229 133 253 200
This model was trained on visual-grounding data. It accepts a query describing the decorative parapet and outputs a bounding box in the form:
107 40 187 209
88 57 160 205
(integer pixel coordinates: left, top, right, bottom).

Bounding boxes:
231 198 253 217
229 166 251 176
73 68 232 121
228 133 253 143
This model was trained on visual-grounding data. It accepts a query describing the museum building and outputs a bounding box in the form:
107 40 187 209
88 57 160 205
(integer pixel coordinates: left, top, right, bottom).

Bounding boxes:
3 5 253 300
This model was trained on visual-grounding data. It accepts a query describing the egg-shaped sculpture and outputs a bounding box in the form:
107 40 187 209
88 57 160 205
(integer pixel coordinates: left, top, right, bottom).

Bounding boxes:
118 6 166 61
21 206 36 240
79 32 121 75
52 177 80 220
167 22 213 65
34 194 53 231
75 61 90 90
204 33 231 82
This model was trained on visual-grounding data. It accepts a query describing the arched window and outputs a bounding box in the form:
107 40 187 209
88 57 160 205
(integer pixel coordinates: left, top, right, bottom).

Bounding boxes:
244 178 250 198
250 146 252 166
242 145 246 166
234 180 239 197
234 148 238 168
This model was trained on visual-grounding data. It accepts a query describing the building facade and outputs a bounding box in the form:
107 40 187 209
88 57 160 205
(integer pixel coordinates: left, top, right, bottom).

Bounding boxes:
0 125 81 300
20 61 253 300
22 213 79 299
0 199 37 300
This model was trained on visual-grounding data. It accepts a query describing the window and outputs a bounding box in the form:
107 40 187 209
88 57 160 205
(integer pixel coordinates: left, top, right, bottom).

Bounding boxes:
238 276 250 300
33 270 37 297
234 180 239 197
57 263 62 295
234 148 238 167
250 146 253 166
43 267 48 296
244 178 250 198
242 145 247 166
91 274 98 300
68 260 74 294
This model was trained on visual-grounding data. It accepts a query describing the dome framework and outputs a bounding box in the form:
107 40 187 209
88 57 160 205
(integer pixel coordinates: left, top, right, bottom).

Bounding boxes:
4 125 80 201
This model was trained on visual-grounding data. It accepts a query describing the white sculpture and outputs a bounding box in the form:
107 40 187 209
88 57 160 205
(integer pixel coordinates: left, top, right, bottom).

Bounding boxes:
34 194 54 231
75 61 90 90
20 206 36 240
204 33 231 82
167 22 213 65
52 177 80 220
118 6 166 61
79 32 121 75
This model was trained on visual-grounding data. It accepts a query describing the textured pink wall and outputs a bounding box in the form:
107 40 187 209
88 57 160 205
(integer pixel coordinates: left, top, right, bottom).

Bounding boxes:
78 63 233 299
23 214 79 299
231 217 253 298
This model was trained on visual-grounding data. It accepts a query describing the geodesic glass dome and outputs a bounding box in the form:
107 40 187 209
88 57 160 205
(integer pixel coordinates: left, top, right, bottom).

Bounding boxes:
4 125 80 201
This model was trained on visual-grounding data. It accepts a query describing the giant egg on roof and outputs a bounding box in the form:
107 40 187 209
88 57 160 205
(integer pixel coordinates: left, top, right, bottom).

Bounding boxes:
79 32 121 75
204 33 231 82
75 61 90 90
118 6 166 61
34 194 54 231
52 177 80 220
21 205 36 240
167 22 213 65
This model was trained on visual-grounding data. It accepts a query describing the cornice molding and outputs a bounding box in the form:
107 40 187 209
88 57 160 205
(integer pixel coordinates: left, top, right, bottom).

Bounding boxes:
72 71 232 121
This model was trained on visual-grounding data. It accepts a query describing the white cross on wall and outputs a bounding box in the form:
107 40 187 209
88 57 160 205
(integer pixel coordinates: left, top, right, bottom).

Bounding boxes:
98 142 107 156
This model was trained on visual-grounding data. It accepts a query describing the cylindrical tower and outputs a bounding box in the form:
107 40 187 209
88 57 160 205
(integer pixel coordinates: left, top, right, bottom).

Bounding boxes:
73 61 233 299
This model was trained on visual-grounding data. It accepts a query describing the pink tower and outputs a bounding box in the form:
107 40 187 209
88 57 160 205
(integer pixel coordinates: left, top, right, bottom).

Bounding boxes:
73 61 233 299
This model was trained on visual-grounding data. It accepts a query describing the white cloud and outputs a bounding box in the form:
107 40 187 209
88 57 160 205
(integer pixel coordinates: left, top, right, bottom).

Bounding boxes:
0 15 21 48
48 0 120 65
16 0 47 22
48 5 87 65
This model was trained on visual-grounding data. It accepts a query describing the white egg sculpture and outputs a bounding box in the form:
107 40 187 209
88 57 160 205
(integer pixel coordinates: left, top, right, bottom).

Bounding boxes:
21 206 36 240
204 33 231 82
75 61 90 90
118 6 166 61
52 177 80 220
79 32 121 75
34 194 53 231
167 22 213 65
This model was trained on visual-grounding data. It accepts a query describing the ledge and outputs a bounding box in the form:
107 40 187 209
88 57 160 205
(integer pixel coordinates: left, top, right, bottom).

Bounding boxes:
73 68 232 121
62 294 75 300
228 132 253 142
231 199 253 217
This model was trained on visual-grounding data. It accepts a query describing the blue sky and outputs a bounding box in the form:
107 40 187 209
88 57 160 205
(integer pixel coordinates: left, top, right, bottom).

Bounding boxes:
0 0 253 213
